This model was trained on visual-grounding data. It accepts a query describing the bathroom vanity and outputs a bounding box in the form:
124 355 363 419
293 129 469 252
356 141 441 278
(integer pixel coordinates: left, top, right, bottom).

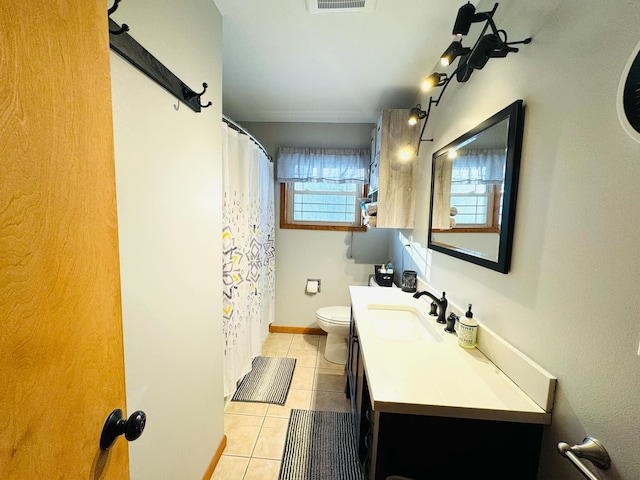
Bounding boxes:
347 286 555 480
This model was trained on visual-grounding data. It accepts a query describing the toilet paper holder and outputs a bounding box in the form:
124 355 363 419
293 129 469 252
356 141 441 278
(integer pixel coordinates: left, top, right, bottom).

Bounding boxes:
306 278 321 294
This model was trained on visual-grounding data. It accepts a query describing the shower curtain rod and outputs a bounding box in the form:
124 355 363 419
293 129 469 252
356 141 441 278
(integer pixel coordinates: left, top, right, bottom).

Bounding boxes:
222 115 271 161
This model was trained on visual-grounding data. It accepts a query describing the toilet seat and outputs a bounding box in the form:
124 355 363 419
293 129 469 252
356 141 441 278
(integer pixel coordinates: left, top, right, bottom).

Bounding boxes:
316 306 350 325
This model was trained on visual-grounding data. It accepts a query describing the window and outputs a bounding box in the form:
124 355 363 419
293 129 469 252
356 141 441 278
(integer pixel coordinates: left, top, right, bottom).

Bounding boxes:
280 182 366 231
276 147 369 231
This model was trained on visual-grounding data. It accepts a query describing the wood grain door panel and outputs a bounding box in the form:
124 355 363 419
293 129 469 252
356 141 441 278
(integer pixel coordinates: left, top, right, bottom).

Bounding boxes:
0 1 129 478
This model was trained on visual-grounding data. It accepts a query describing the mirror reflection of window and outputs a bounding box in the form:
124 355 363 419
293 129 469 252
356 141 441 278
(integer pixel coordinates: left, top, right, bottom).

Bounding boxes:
432 148 507 232
428 100 524 273
450 183 493 227
449 147 506 231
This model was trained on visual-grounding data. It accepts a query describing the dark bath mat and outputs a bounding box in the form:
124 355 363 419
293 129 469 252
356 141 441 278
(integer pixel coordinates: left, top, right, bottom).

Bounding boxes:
231 356 296 406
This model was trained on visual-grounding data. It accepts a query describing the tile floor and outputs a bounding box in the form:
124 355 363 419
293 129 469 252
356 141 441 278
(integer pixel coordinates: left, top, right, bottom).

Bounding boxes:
212 333 351 480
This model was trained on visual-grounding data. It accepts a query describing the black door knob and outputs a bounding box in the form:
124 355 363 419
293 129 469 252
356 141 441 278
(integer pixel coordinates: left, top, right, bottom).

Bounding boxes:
100 408 147 450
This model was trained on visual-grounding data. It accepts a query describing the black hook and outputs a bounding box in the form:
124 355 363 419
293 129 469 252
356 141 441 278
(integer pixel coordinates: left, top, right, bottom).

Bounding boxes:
108 0 122 15
184 83 212 110
195 83 212 109
108 0 129 35
109 23 129 35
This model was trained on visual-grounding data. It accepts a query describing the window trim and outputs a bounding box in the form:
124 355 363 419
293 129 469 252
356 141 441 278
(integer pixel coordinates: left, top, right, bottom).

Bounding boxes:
279 183 367 232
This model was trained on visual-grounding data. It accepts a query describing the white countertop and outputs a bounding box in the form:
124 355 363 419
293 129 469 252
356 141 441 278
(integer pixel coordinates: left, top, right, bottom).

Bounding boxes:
349 285 552 424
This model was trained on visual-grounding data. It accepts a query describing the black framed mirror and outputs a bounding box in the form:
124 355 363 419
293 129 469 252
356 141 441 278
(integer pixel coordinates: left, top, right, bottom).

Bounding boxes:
428 100 524 273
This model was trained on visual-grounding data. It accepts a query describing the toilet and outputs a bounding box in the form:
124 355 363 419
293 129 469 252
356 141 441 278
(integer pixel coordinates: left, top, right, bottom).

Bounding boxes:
316 306 351 365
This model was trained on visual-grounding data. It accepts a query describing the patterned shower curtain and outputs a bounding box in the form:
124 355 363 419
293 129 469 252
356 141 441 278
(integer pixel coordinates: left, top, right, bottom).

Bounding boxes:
221 122 275 397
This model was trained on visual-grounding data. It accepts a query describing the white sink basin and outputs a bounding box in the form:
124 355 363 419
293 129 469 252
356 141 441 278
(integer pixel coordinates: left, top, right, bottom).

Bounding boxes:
367 304 442 343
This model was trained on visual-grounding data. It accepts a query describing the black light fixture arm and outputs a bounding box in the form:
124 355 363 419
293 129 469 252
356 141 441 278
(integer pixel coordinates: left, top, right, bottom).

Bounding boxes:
415 98 436 154
415 74 454 155
505 37 533 48
481 3 500 37
471 10 532 60
478 6 532 49
417 52 480 153
466 3 499 56
432 72 455 106
496 28 533 49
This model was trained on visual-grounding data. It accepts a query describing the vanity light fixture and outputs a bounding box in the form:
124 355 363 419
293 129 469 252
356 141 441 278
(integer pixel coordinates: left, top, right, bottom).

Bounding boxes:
452 2 496 37
421 72 448 91
467 32 532 70
408 105 427 126
440 41 471 67
453 2 531 74
413 2 531 144
449 3 531 80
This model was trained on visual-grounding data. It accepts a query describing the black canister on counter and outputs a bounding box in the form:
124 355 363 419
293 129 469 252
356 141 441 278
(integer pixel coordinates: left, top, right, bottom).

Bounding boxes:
401 270 417 292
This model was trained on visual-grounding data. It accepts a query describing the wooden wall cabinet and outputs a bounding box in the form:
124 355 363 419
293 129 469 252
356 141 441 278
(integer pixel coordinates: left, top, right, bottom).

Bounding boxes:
367 109 419 229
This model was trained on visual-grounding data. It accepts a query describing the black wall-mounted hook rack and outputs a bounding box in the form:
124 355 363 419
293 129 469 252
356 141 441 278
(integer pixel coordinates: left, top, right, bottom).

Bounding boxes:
184 83 212 110
107 5 211 113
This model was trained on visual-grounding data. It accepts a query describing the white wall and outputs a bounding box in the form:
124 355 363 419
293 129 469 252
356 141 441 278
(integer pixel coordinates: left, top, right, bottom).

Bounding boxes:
390 1 640 478
109 1 224 478
242 122 391 327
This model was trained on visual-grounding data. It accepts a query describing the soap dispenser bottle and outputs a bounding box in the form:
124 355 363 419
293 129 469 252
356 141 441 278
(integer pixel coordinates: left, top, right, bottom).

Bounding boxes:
458 304 478 349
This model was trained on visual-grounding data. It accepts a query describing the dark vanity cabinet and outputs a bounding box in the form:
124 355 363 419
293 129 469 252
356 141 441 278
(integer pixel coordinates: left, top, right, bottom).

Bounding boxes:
346 314 374 474
346 311 544 480
346 310 367 441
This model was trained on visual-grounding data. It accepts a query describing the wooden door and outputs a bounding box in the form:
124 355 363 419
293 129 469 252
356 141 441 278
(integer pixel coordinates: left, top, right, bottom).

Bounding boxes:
0 1 129 478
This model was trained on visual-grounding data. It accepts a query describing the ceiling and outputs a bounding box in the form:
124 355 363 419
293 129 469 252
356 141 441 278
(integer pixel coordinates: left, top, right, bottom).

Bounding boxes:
213 0 474 124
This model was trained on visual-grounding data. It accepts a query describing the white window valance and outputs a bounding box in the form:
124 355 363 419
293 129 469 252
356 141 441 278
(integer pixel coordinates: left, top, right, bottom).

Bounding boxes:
276 147 370 184
451 148 506 184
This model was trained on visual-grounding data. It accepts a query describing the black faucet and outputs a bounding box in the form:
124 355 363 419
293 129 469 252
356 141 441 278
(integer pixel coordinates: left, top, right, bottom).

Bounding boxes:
413 290 448 324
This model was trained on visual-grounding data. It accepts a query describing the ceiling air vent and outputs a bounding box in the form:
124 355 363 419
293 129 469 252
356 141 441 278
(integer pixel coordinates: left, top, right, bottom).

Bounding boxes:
306 0 377 14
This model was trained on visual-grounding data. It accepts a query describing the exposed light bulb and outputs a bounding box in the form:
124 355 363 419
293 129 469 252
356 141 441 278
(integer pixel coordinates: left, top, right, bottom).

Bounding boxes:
399 147 414 161
408 106 423 126
421 73 445 91
422 77 434 91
